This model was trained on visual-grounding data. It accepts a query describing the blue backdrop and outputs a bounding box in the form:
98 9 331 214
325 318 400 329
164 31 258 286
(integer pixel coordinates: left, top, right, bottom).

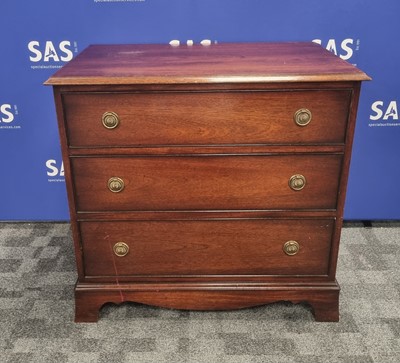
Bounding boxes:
1 0 399 220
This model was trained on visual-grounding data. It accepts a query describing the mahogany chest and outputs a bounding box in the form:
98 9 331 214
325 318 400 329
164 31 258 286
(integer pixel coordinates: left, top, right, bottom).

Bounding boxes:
45 42 370 322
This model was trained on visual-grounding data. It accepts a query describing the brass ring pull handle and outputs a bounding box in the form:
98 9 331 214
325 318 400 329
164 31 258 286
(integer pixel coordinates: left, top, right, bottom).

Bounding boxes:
113 242 129 257
289 174 306 191
283 240 300 256
294 108 312 126
108 177 125 193
102 111 120 129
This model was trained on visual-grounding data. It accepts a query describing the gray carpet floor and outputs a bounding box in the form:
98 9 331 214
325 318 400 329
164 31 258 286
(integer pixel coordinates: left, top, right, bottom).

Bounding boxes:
0 222 399 363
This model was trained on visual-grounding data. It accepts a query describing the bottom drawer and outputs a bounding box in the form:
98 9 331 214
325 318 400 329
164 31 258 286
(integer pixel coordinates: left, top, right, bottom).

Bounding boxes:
80 219 334 277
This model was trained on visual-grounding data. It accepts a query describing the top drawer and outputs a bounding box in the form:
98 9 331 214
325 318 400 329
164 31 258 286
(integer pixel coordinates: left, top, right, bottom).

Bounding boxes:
62 90 351 147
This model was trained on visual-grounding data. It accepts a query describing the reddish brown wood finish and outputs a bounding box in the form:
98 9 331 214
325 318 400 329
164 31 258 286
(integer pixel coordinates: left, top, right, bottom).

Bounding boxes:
71 155 342 211
80 219 334 277
74 282 340 322
45 42 370 85
46 42 370 322
63 90 350 147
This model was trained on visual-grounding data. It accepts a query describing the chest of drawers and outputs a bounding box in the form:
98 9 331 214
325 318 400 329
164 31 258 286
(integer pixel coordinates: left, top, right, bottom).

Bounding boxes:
46 42 370 322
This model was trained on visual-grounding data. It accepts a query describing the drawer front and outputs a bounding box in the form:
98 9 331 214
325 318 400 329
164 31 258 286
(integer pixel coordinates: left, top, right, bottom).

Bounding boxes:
72 155 342 211
80 219 334 277
63 90 350 147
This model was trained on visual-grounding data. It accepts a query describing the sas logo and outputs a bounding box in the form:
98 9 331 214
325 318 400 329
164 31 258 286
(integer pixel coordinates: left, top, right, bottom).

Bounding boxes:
1 104 15 123
0 104 20 130
46 159 65 182
169 39 215 46
28 40 78 69
312 38 359 62
369 101 399 127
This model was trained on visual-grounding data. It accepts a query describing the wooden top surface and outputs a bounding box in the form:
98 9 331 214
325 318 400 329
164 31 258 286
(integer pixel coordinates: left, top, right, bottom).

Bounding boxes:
45 42 370 85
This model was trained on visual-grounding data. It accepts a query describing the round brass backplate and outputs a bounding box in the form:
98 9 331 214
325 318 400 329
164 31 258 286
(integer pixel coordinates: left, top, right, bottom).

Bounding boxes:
113 242 129 257
283 240 300 256
294 108 312 126
102 111 120 129
289 174 306 191
108 177 125 193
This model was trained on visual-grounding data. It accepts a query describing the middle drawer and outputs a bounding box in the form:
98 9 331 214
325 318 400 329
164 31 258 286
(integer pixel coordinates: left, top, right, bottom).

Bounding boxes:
71 154 342 211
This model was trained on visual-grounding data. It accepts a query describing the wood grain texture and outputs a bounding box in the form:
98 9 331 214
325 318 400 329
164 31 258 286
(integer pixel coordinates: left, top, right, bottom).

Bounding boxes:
80 219 334 277
68 144 345 156
74 281 340 322
45 42 370 85
63 89 350 147
47 42 369 322
71 154 342 211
